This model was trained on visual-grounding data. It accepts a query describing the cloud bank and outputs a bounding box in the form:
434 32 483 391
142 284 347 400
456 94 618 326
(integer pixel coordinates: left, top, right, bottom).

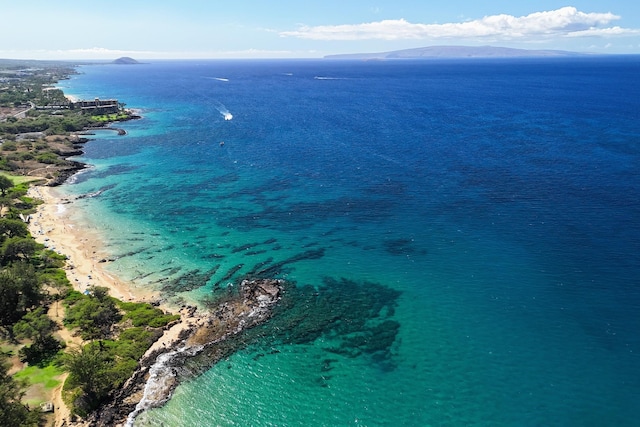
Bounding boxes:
280 7 636 41
0 47 308 60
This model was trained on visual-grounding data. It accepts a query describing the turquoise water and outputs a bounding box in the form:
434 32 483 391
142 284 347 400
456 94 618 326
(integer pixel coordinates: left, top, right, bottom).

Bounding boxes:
58 58 640 426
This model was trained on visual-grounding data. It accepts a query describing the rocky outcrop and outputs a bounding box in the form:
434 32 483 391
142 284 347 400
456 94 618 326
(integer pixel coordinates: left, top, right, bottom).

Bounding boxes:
48 160 87 186
85 278 284 427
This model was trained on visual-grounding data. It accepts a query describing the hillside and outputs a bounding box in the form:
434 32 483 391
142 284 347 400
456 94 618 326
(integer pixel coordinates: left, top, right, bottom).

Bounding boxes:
112 57 140 64
325 45 590 60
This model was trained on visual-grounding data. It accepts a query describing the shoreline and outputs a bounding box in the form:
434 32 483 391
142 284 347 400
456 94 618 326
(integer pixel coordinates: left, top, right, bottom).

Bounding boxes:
19 70 284 425
26 184 165 426
27 182 284 427
8 66 232 425
28 186 157 303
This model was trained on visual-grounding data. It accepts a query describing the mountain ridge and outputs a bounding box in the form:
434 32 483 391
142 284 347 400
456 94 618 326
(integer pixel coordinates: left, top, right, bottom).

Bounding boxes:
324 45 594 60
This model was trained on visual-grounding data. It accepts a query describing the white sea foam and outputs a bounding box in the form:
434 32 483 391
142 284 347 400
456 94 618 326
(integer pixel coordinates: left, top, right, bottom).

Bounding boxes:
212 77 229 82
125 343 205 427
213 101 233 120
64 165 94 185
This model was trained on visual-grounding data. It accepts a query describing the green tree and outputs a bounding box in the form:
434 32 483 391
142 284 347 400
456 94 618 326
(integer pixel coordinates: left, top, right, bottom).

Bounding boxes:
2 237 39 263
0 355 42 427
0 142 17 151
13 307 62 364
0 273 22 336
0 262 42 336
0 219 28 242
0 175 13 196
64 286 121 340
62 344 113 413
8 262 41 310
13 307 57 345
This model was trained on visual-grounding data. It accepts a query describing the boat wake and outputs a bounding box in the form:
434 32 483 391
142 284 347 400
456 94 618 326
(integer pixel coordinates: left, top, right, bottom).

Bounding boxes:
214 101 233 120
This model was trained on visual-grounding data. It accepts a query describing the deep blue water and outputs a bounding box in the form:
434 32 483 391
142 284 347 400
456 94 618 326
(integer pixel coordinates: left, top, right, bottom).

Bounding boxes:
58 57 640 426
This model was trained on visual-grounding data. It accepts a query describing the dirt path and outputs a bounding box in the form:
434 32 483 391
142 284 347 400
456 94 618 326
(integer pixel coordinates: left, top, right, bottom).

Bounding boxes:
47 300 83 427
49 299 81 348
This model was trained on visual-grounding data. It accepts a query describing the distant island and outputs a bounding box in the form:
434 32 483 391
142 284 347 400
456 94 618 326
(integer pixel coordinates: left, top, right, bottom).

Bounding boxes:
112 56 140 64
325 45 592 60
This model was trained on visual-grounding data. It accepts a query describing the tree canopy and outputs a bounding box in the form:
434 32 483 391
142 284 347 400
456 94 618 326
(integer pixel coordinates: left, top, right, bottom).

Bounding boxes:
0 176 14 197
2 237 39 263
0 262 42 336
13 307 62 364
0 356 42 427
64 287 122 340
0 219 28 241
62 344 113 414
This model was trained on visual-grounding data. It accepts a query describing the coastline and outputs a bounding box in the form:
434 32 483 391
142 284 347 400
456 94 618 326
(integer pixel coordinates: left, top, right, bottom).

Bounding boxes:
27 185 156 303
27 181 284 427
26 184 161 426
5 63 286 426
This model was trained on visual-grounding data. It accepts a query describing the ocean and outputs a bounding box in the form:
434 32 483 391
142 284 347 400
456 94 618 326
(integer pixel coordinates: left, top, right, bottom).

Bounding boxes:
57 57 640 426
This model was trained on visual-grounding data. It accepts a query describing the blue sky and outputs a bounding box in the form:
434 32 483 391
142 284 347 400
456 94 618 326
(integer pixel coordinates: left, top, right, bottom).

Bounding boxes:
2 1 639 59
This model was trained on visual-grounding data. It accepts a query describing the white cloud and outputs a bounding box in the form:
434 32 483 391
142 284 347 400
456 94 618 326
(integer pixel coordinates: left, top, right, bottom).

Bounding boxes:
64 47 158 57
0 47 159 60
564 26 639 37
280 7 633 41
0 46 314 60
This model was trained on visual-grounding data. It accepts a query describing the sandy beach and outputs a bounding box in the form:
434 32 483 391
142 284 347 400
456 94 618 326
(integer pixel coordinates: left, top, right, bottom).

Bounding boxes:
27 184 206 427
28 185 157 303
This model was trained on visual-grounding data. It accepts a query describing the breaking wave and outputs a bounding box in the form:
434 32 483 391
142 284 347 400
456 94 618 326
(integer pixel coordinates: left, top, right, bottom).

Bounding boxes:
125 343 205 426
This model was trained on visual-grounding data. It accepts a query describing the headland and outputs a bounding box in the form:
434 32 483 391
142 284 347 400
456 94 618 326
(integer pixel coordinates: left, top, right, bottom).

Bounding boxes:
1 60 286 426
25 121 285 427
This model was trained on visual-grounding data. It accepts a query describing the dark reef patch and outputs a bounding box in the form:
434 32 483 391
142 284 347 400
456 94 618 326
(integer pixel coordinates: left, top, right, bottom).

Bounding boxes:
213 264 245 288
246 258 274 276
161 267 219 293
232 237 281 254
383 237 427 256
201 253 225 260
244 250 267 256
244 277 402 370
220 196 394 232
364 180 407 197
185 275 402 391
253 248 325 278
232 242 263 253
113 247 148 259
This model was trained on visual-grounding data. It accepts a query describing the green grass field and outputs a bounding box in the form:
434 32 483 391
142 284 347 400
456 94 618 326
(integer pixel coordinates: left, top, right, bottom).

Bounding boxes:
0 172 43 185
13 364 64 389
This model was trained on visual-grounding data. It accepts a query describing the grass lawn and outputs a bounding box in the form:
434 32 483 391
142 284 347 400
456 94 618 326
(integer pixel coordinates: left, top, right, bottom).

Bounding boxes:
91 113 129 122
14 364 64 389
0 172 43 185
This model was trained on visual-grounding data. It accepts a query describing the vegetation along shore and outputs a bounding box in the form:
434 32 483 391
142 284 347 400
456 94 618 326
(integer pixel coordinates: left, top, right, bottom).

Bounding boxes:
0 59 287 427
